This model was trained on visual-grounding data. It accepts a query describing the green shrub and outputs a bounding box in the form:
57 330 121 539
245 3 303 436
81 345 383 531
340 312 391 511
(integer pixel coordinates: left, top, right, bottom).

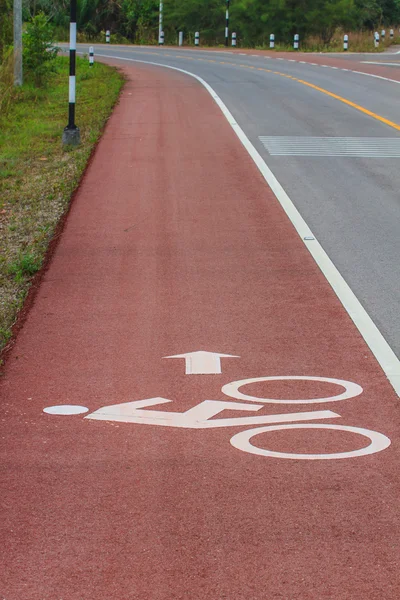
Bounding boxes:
7 252 41 283
23 13 59 87
0 46 14 114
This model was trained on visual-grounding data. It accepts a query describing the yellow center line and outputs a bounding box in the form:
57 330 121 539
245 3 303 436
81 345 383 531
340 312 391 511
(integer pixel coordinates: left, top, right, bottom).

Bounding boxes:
290 77 400 132
99 50 400 132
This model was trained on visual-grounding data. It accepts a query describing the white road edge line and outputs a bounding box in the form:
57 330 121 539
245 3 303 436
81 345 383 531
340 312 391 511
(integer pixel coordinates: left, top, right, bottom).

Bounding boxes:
362 61 400 67
350 69 400 85
91 52 400 397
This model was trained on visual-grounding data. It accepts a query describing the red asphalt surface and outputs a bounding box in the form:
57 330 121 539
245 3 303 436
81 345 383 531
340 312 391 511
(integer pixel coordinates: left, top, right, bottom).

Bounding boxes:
158 44 400 81
236 49 400 81
1 62 400 599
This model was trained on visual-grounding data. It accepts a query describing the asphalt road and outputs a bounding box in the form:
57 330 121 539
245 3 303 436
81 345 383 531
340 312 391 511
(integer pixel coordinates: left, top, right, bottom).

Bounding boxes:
75 44 400 361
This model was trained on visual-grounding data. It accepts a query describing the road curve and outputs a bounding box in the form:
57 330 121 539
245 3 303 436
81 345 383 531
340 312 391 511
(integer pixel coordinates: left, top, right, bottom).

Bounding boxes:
75 44 400 362
1 56 400 599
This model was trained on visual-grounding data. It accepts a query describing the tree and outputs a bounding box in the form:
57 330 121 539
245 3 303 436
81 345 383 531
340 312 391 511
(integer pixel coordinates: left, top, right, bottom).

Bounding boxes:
23 12 58 85
164 0 226 44
306 0 356 44
119 0 158 42
15 0 400 47
0 0 13 58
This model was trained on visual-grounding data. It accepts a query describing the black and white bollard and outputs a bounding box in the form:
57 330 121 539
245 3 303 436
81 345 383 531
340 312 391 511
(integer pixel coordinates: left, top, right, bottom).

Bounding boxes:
106 30 110 43
232 32 236 47
390 29 394 40
294 34 299 50
62 0 80 146
343 34 348 51
374 31 379 48
179 31 183 46
225 0 230 47
158 0 163 45
195 31 200 46
89 46 94 67
270 33 275 49
159 31 164 45
381 29 386 41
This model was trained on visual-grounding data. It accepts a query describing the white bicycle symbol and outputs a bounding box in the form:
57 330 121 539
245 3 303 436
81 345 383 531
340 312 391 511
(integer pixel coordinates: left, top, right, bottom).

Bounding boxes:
83 376 391 461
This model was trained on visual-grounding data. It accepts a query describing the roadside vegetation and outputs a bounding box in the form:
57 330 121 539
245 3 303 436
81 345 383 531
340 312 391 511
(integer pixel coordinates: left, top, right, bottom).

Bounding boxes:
0 13 123 354
10 0 400 49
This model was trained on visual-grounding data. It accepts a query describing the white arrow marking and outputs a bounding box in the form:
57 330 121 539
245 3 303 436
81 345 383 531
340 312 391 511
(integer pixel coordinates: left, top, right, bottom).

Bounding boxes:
164 351 239 374
85 398 339 429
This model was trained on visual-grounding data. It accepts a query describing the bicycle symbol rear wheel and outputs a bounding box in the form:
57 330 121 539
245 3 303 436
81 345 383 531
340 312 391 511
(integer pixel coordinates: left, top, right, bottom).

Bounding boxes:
230 423 391 460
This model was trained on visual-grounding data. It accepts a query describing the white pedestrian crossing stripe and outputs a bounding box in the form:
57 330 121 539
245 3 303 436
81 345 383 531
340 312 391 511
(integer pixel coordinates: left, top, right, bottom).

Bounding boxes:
259 136 400 157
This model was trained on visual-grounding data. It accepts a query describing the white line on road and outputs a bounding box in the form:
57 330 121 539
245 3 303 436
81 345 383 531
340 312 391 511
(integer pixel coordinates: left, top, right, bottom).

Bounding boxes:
349 69 400 84
164 350 239 375
259 136 400 158
362 61 400 66
90 52 400 397
85 397 340 429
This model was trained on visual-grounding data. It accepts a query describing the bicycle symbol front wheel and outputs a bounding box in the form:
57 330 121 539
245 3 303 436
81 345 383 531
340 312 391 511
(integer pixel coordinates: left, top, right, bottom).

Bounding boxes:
230 423 391 460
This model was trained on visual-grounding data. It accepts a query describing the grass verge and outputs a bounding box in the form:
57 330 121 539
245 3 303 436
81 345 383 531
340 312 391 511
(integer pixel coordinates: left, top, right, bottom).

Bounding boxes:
0 55 124 356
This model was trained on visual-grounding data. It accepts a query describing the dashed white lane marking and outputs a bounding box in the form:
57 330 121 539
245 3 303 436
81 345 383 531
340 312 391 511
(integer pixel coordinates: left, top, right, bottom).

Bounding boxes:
265 56 400 84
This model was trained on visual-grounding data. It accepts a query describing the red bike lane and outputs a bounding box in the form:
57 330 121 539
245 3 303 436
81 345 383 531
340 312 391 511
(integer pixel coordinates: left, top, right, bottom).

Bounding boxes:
1 62 399 599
